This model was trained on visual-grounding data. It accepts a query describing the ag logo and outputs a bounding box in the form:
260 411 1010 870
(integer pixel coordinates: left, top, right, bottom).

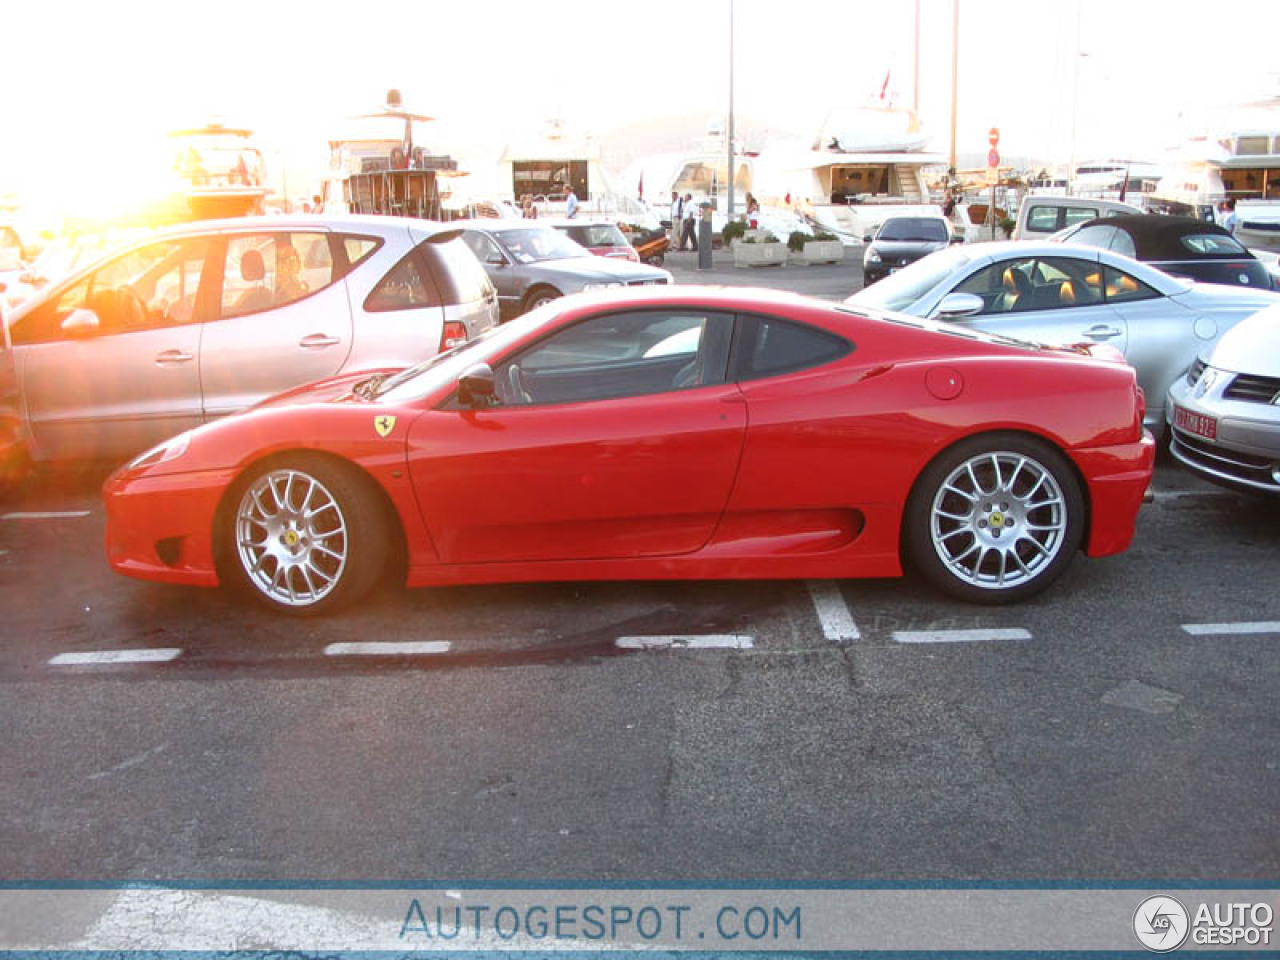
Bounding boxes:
374 414 397 438
1134 895 1190 952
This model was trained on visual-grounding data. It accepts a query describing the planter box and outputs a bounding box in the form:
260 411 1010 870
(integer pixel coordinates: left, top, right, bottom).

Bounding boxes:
789 240 844 265
733 241 787 268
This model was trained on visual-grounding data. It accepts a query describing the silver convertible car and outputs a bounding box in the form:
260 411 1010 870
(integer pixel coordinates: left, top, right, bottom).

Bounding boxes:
1 215 498 468
453 220 672 321
1167 302 1280 495
846 241 1280 433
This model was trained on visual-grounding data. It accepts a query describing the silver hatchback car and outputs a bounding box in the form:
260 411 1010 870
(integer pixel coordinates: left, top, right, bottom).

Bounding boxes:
2 215 498 465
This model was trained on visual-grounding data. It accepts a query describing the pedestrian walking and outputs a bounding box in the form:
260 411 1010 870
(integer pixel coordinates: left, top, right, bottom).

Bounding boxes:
680 193 698 251
564 184 579 219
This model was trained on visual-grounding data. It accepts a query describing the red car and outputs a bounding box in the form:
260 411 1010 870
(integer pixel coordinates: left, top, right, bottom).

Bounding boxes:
547 219 641 262
104 287 1154 614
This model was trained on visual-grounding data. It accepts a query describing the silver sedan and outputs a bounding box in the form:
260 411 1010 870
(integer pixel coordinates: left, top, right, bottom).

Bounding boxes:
846 241 1280 433
2 215 499 466
1167 302 1280 495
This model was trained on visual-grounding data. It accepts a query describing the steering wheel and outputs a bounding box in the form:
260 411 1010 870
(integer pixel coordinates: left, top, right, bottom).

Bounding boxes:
116 286 150 330
672 356 703 389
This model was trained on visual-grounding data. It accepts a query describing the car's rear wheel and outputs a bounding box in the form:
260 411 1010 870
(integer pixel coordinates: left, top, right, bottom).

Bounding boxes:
226 456 389 615
521 286 561 314
905 435 1084 603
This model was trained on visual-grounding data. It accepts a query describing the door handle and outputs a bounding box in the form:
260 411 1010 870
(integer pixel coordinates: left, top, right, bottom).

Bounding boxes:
299 334 341 349
154 349 194 364
1083 325 1121 340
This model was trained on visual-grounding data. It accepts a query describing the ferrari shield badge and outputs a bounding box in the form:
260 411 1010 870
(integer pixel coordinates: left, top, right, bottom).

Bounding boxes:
374 414 397 438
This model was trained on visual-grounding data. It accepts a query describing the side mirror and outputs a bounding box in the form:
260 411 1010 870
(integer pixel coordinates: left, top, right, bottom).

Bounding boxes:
458 362 496 407
862 234 872 243
950 234 965 244
486 255 507 267
61 308 101 337
932 293 985 321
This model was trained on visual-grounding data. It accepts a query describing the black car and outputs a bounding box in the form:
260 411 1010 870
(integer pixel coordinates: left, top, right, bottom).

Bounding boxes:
1056 214 1274 289
862 216 952 286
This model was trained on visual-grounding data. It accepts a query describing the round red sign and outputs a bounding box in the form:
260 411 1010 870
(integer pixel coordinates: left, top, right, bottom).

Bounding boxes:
988 127 1000 147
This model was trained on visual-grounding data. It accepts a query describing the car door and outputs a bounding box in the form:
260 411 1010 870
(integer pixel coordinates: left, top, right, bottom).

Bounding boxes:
406 308 745 564
949 253 1129 355
0 293 23 483
199 230 353 418
1099 262 1195 418
10 236 212 462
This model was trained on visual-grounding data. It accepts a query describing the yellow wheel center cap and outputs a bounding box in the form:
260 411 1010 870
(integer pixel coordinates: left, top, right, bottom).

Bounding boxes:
284 530 300 547
990 513 1004 528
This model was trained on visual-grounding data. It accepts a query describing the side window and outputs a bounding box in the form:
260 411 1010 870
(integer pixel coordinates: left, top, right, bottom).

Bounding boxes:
955 258 1036 314
737 315 851 380
1103 264 1159 303
495 310 732 406
14 239 211 344
221 232 336 318
1063 206 1101 228
364 250 442 312
1107 230 1137 258
1026 206 1060 233
341 235 380 269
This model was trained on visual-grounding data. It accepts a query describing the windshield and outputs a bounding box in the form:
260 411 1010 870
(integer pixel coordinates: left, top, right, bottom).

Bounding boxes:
877 218 949 242
563 224 628 248
376 300 569 404
493 227 590 264
847 245 972 313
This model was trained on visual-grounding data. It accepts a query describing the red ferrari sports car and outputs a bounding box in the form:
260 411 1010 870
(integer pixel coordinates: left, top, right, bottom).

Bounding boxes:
103 286 1154 614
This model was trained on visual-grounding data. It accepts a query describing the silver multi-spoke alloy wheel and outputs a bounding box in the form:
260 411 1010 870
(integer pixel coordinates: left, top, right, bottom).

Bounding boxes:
235 468 349 608
929 450 1067 591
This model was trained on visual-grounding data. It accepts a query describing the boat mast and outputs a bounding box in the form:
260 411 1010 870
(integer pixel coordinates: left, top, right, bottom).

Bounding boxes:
727 0 736 220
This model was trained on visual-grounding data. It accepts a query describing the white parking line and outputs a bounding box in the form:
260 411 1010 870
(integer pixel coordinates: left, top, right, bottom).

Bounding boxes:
893 628 1032 644
807 580 860 643
49 649 182 666
615 635 754 650
324 641 452 656
1181 622 1280 637
1 510 91 520
1149 490 1234 503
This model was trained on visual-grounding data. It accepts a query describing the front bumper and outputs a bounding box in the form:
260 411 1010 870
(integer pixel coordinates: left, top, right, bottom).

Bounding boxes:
1166 377 1280 496
103 466 238 586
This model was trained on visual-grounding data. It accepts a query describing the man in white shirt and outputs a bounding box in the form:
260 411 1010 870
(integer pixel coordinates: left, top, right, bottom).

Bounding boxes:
681 193 698 251
668 191 682 246
564 185 579 219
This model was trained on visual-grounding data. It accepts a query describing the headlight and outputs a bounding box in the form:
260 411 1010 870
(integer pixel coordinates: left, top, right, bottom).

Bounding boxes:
127 432 191 470
582 282 625 292
865 248 882 264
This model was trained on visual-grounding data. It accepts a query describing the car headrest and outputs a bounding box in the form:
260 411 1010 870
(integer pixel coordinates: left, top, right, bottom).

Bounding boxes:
241 249 265 282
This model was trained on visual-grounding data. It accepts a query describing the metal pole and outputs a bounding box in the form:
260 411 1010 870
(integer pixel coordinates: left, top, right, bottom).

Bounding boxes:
948 0 959 180
913 0 920 121
1069 0 1082 197
727 0 735 221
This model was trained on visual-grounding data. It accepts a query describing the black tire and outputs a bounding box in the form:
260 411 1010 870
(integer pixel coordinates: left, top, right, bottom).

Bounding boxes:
222 455 390 615
904 433 1084 604
521 286 561 314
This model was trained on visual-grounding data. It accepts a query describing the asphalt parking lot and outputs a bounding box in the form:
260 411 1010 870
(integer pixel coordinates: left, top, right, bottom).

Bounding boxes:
2 256 1278 886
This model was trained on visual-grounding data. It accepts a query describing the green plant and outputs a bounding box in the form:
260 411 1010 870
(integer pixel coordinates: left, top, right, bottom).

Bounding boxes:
998 216 1015 238
787 231 809 252
722 220 747 244
758 231 779 244
812 229 837 242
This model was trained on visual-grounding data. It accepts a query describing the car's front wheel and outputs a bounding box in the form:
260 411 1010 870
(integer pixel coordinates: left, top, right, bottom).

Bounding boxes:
521 286 561 314
225 456 390 615
905 435 1084 603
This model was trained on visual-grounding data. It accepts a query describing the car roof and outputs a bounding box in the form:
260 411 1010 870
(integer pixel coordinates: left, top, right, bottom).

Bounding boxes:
1065 213 1250 260
144 213 453 240
446 218 557 232
542 218 622 228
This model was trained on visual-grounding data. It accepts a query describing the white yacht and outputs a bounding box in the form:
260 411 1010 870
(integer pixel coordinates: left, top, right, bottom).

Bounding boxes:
1150 92 1280 251
751 103 948 243
319 90 461 219
167 123 269 219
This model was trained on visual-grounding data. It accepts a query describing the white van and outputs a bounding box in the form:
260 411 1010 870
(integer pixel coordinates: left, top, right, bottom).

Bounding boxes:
1012 195 1143 241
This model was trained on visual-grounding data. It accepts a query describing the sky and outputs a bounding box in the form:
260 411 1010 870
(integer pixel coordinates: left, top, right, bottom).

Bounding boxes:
2 0 1278 219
